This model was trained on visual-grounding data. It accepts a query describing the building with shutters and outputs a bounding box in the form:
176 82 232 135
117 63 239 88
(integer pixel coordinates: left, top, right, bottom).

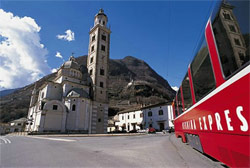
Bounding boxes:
113 102 174 132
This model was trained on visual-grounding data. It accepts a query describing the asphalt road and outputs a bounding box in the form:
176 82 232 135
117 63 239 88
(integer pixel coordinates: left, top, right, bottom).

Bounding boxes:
1 133 225 168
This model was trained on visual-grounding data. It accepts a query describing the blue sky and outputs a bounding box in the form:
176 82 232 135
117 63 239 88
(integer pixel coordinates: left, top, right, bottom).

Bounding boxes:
0 0 218 91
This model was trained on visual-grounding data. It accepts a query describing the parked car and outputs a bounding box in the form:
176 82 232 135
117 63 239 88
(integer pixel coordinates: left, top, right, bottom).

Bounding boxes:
148 127 156 134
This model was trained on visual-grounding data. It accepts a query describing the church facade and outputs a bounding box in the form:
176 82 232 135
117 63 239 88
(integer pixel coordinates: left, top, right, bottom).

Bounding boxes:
25 9 110 134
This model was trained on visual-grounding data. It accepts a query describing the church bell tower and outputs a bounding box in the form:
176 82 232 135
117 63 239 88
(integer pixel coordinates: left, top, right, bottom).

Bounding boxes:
87 9 110 133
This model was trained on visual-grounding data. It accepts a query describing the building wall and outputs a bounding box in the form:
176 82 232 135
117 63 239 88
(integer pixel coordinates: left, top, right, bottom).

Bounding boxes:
168 105 174 128
55 75 83 85
65 98 90 131
107 126 116 133
39 83 62 101
143 105 173 131
114 104 174 132
41 100 67 132
25 106 36 131
90 102 108 134
33 111 42 132
62 82 89 97
115 110 143 132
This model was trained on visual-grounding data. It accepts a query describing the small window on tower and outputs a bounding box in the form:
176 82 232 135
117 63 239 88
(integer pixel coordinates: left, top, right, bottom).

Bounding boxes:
103 21 105 25
101 35 106 41
101 45 105 51
100 82 104 88
234 38 241 46
92 35 95 42
91 45 95 52
90 69 93 76
98 118 101 122
90 57 93 63
238 52 245 61
100 69 104 75
228 25 236 32
223 12 232 20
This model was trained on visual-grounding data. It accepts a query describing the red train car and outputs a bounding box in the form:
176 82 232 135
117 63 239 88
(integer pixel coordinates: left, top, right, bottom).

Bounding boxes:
172 1 249 167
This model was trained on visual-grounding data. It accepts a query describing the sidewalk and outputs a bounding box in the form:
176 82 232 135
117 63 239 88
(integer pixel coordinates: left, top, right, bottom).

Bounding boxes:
27 132 147 137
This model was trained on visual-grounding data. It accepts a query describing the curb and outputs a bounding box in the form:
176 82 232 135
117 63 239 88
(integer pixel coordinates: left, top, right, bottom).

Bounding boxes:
27 133 147 137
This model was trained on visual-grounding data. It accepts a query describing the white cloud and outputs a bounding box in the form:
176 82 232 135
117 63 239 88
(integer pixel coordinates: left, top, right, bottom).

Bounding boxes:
171 86 179 92
55 51 63 59
51 68 57 73
56 29 75 41
0 9 50 90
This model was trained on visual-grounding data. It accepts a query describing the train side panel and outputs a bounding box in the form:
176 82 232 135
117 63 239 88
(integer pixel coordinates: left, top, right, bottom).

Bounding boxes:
174 68 250 167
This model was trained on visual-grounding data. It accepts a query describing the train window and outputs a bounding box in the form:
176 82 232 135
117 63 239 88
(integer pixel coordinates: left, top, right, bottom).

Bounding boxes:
191 40 216 102
181 73 192 110
177 91 183 115
212 1 249 78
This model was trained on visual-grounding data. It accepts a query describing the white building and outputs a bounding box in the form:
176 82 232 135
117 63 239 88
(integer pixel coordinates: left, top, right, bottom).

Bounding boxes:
26 9 110 134
9 118 27 132
142 102 174 131
114 102 174 132
115 108 143 132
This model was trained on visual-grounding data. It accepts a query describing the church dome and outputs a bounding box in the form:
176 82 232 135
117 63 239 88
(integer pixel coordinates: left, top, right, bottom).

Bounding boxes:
62 56 80 70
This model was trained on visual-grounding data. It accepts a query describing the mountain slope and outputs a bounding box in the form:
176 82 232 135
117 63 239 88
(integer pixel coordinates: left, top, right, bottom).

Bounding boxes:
0 88 19 97
0 56 175 123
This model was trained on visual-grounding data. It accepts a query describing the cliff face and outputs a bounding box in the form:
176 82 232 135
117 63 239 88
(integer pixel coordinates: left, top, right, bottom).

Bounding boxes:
0 55 175 122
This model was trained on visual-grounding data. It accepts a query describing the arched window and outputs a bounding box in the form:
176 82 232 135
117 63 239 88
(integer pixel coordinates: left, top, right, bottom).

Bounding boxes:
72 104 76 111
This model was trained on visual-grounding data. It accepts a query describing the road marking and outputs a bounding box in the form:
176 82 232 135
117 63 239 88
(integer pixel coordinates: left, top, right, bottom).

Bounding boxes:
5 138 11 143
0 137 11 144
27 136 76 142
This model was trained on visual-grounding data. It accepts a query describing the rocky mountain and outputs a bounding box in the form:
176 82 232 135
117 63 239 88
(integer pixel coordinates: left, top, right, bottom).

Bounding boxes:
0 88 19 97
0 56 175 123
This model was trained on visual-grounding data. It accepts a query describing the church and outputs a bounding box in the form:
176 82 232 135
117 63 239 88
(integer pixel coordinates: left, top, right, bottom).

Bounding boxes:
25 9 110 134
